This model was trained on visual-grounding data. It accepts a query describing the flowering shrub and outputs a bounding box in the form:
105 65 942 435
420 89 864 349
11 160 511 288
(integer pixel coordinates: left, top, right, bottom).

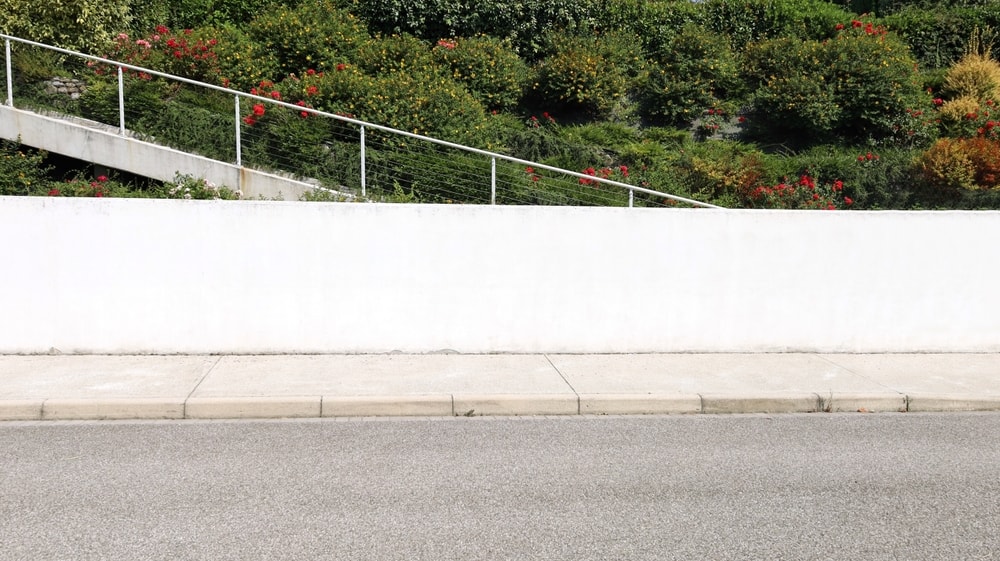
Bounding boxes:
163 174 240 199
246 0 368 78
577 165 629 186
532 31 640 117
99 26 222 82
744 174 852 210
211 23 278 91
356 34 435 76
431 35 529 111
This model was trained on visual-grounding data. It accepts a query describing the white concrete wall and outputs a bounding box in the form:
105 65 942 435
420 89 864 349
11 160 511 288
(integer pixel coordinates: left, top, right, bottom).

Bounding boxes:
2 196 998 354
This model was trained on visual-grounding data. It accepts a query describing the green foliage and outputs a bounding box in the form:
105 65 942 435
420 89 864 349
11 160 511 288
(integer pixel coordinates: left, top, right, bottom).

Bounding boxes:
212 24 278 90
773 145 918 208
531 31 643 118
246 0 368 78
129 0 285 32
356 34 434 76
881 5 987 69
702 0 850 50
431 35 529 111
288 62 488 143
641 24 743 127
743 20 925 146
0 140 50 196
349 0 601 59
0 0 130 51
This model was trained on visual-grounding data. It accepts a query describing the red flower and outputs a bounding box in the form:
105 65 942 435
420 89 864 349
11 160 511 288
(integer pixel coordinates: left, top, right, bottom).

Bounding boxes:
270 90 281 100
933 98 944 106
306 85 318 96
835 23 845 30
252 104 265 116
619 165 628 178
525 167 534 174
97 175 108 182
833 180 844 191
306 68 316 76
47 188 60 196
156 25 170 34
531 175 539 182
336 63 346 71
844 197 853 205
243 115 256 126
852 20 862 28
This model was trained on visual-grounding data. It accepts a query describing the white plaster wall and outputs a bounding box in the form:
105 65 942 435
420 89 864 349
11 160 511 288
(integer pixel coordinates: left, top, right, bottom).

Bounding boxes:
1 196 998 353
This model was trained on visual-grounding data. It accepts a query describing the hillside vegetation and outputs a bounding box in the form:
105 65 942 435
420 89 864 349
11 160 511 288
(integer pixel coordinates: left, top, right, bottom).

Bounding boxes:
4 0 1000 208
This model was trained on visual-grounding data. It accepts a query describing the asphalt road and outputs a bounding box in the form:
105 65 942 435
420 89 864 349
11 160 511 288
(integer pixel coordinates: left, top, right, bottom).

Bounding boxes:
2 413 998 561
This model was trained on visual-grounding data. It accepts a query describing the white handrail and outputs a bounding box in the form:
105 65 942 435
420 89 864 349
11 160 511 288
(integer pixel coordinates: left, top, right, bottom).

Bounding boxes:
0 33 723 209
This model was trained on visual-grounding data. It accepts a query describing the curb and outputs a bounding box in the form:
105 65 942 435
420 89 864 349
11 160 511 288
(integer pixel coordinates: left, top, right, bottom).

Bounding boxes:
3 392 1000 421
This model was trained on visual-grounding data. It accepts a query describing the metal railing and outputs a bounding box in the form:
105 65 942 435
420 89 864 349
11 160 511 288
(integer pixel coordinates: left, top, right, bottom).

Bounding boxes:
1 33 722 208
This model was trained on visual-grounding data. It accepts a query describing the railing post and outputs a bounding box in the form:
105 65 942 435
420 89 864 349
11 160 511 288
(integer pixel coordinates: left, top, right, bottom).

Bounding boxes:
360 125 367 198
234 95 242 167
490 157 496 205
234 95 242 193
117 66 126 135
629 188 634 208
5 39 13 106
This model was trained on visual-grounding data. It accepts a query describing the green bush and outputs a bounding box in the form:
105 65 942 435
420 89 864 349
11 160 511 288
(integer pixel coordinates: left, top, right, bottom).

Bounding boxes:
641 24 743 127
882 5 988 69
356 34 434 76
0 140 51 196
0 0 130 51
743 20 925 146
129 0 285 32
349 0 601 59
288 63 488 143
597 0 706 54
211 24 277 91
701 0 850 49
531 31 643 118
431 35 529 111
772 145 920 208
246 0 368 78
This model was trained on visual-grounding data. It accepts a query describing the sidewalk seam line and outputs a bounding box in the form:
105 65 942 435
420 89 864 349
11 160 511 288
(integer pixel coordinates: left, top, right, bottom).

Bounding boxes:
544 354 580 415
183 355 223 419
813 353 905 395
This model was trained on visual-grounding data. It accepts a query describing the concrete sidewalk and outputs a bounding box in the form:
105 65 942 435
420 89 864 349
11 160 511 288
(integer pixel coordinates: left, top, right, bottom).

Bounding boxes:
1 353 999 421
